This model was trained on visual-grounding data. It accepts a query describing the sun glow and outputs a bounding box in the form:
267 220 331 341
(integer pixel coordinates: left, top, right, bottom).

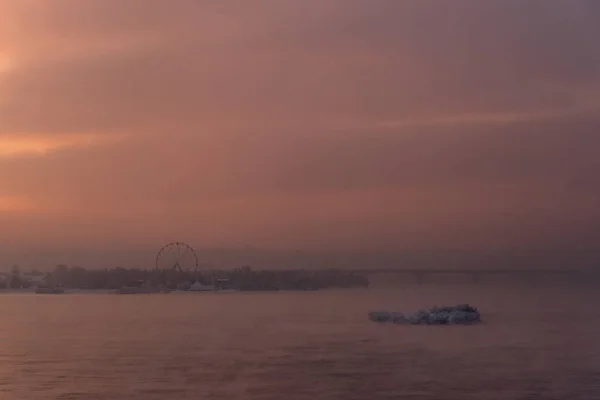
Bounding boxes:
0 52 12 75
0 196 35 212
0 133 122 158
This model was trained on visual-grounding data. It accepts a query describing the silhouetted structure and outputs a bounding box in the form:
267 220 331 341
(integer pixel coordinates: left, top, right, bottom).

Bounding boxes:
24 265 369 291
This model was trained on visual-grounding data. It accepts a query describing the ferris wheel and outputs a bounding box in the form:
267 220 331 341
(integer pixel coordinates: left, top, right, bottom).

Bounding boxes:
155 242 198 274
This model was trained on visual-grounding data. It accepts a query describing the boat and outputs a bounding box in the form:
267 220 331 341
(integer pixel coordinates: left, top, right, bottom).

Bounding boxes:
115 286 152 294
115 279 171 294
35 287 65 294
188 281 215 292
115 286 171 294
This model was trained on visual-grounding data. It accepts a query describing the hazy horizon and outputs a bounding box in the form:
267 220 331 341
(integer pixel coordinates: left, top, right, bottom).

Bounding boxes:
2 245 599 272
2 1 600 269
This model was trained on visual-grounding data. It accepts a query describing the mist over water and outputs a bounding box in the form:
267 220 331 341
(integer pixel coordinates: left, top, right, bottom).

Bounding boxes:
2 2 600 399
0 281 598 399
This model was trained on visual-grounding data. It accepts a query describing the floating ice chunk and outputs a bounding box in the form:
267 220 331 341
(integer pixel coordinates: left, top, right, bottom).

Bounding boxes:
390 312 407 324
368 311 392 323
368 311 408 323
369 304 481 325
407 309 431 324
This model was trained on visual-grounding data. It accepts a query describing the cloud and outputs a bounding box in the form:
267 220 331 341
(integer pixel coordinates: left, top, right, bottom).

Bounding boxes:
0 133 122 158
2 0 600 135
0 0 599 259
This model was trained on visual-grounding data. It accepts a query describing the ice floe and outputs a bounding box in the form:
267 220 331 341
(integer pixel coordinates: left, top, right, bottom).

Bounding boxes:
368 304 481 325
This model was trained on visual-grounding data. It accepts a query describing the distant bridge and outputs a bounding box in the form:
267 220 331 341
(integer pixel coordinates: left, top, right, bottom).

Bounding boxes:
324 268 595 284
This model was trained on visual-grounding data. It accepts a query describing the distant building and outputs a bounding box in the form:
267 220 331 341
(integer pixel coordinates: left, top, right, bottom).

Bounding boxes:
0 273 9 287
189 281 217 291
214 278 231 290
22 271 47 286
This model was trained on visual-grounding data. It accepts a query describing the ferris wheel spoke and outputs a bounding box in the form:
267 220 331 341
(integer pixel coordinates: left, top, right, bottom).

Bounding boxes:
179 246 189 261
156 242 198 274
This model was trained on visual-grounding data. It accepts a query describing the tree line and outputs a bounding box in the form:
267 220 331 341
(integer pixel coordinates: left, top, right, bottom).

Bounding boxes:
1 264 369 291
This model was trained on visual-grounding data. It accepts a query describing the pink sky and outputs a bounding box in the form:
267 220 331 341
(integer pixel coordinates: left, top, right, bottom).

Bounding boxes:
1 1 599 268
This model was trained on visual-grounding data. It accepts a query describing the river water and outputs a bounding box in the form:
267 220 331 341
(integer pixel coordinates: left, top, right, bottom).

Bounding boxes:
0 282 598 399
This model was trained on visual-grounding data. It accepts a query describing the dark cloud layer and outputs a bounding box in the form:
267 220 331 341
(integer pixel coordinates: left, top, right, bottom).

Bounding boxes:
4 0 600 133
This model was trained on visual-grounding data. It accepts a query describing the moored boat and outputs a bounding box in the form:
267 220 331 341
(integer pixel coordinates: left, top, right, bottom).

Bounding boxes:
35 287 65 294
115 286 171 294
